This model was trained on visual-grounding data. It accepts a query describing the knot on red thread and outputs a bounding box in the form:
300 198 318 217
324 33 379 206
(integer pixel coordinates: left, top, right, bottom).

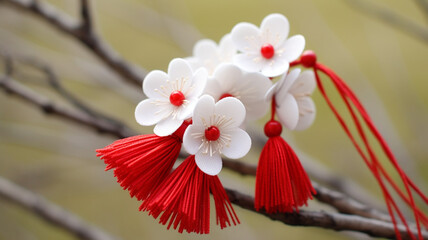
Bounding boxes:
264 120 282 138
172 120 190 141
301 50 317 68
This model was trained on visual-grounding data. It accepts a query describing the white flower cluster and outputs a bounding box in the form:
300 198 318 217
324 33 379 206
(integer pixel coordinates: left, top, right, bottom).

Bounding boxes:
134 13 316 176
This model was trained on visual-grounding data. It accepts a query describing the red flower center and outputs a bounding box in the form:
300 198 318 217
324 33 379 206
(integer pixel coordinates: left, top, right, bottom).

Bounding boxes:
169 90 185 106
205 126 220 141
219 93 234 100
260 44 275 59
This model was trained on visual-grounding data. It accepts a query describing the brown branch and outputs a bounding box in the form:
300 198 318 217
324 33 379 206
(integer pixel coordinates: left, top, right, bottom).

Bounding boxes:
1 0 146 86
413 0 428 22
223 159 397 224
0 74 135 139
1 1 425 238
12 56 130 131
225 188 427 240
344 0 428 44
79 0 92 34
0 176 119 240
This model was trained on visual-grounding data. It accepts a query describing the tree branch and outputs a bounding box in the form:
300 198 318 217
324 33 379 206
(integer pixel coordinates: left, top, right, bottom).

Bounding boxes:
0 74 135 139
12 55 130 131
79 0 92 34
344 0 428 44
225 188 427 240
413 0 428 23
223 159 399 225
1 0 145 86
0 176 119 240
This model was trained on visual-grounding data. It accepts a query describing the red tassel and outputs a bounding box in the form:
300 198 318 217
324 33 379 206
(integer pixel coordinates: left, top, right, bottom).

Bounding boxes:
291 51 428 240
140 155 239 234
255 119 315 213
95 121 189 201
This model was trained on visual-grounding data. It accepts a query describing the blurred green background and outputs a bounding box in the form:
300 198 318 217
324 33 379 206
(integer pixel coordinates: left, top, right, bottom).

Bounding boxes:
0 0 427 239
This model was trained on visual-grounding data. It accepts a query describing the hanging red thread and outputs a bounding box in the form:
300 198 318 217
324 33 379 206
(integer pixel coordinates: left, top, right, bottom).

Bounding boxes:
140 155 239 234
255 98 315 213
96 121 189 201
291 50 428 240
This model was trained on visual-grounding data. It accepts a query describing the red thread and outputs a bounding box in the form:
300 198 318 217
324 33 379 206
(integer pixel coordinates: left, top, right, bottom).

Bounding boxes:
292 50 427 239
140 155 239 234
95 121 189 201
255 98 315 213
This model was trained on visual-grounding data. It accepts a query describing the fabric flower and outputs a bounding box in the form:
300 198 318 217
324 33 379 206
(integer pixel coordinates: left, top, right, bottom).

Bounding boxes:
135 58 207 136
183 95 251 176
204 63 272 121
230 13 305 77
186 34 237 75
265 69 316 130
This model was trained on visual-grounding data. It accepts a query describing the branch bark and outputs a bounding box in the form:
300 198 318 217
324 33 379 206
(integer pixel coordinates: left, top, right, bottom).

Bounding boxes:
1 0 146 86
344 0 428 44
225 188 427 240
0 176 119 240
1 1 427 239
0 74 135 139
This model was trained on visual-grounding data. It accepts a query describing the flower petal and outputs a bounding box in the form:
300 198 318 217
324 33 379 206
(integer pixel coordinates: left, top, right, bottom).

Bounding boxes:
154 117 183 136
260 58 289 77
195 152 222 176
186 67 208 99
260 13 290 47
295 97 316 131
192 95 215 127
183 124 204 155
265 81 279 101
213 64 243 93
143 70 169 99
276 94 299 130
222 129 251 159
275 68 301 104
241 72 272 100
233 53 266 73
231 22 262 53
245 100 270 120
215 97 246 129
177 97 197 120
289 70 316 96
193 39 218 60
218 34 236 60
135 99 168 126
204 77 223 100
168 58 193 89
278 34 305 62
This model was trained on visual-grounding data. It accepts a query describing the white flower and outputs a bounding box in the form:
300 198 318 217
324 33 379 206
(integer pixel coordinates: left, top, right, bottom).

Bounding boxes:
204 63 272 121
135 58 207 136
183 95 251 176
265 69 316 130
230 13 305 77
186 34 237 75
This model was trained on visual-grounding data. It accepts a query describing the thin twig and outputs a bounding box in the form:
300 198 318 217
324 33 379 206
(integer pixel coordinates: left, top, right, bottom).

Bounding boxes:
1 0 146 86
12 56 130 130
344 0 428 44
0 74 135 139
0 176 119 240
79 0 92 34
413 0 428 22
225 188 427 240
223 159 396 224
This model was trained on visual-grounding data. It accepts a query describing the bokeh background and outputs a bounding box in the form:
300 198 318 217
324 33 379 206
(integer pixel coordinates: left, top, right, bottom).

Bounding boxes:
0 0 427 239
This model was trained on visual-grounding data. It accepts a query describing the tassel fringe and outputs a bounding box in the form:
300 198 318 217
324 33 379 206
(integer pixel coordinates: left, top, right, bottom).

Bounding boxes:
140 155 239 234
